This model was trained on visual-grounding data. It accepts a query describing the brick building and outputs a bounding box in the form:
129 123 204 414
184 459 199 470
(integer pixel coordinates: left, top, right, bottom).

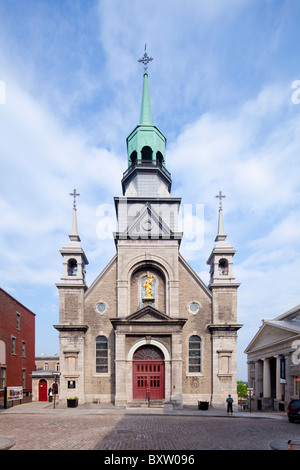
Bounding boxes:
54 69 242 408
0 288 35 400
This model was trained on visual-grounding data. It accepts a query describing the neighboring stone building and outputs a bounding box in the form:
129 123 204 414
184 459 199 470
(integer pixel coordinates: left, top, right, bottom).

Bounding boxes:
31 354 60 402
245 305 300 411
35 354 60 373
54 66 242 408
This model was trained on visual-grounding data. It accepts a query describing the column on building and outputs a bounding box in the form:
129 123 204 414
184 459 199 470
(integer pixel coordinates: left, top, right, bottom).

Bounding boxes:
171 333 183 407
114 333 126 407
254 359 263 399
263 358 271 397
275 355 283 401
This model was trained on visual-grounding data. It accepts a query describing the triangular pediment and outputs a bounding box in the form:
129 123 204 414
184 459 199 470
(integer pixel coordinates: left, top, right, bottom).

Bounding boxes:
126 305 171 322
245 321 300 353
110 304 187 331
123 203 173 238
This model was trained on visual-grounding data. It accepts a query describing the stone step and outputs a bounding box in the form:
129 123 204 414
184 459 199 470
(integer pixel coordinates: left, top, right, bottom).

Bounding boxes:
126 399 167 408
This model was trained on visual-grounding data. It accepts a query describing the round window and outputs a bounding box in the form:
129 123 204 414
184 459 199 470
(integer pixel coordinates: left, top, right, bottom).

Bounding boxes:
96 302 106 313
142 218 152 231
189 302 200 314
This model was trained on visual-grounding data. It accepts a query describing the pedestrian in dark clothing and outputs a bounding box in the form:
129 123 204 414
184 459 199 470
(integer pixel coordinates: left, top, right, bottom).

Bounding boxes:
226 394 233 414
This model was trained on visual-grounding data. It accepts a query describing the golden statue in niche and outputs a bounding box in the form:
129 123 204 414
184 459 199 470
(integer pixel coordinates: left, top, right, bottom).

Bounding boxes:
143 274 154 298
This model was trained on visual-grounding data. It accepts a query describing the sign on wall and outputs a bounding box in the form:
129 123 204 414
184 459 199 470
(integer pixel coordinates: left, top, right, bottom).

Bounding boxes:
7 386 23 401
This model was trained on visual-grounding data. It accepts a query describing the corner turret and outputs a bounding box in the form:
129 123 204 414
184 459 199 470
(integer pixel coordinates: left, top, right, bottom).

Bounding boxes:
207 191 237 287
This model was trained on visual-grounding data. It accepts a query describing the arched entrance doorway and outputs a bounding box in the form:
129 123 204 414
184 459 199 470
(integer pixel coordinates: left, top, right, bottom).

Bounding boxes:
133 345 165 399
38 379 48 401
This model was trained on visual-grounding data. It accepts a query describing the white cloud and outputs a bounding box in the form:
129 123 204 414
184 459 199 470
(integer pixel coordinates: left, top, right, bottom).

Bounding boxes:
0 72 123 291
166 80 300 379
169 81 300 217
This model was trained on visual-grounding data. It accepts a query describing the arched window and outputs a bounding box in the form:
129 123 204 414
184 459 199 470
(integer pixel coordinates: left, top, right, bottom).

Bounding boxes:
218 258 228 275
189 335 201 373
133 345 164 361
130 151 137 166
141 146 152 163
156 151 163 167
67 258 78 276
96 336 108 373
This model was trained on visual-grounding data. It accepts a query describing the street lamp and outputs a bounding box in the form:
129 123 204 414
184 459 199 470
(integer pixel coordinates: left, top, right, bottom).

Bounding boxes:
247 388 253 413
52 372 61 409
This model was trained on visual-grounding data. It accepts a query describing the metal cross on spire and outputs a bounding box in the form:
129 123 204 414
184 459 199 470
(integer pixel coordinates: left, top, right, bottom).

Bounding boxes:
138 44 153 74
69 188 80 208
215 190 226 209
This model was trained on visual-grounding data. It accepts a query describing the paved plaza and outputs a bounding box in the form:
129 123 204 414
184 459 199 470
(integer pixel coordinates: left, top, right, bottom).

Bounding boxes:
0 401 300 451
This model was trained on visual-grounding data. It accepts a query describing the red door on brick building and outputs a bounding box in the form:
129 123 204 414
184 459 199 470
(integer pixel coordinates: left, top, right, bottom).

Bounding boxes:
133 346 164 399
39 379 48 401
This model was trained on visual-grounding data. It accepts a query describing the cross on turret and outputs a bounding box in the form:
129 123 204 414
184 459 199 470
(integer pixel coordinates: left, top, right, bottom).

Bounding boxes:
215 190 226 209
138 44 153 74
69 188 80 208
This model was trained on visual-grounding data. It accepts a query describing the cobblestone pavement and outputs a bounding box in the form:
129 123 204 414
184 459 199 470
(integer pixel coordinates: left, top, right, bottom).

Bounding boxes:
0 407 299 450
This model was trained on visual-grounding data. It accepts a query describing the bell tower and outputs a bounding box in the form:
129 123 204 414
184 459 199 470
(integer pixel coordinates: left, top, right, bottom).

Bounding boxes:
54 189 89 402
121 47 171 199
207 191 242 406
56 189 89 315
115 48 182 247
207 191 237 307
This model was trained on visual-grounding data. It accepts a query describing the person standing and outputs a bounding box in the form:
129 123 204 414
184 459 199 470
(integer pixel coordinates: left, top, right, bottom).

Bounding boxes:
226 394 233 415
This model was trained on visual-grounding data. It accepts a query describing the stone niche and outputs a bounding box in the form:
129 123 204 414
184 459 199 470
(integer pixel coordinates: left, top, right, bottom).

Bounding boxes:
130 266 166 313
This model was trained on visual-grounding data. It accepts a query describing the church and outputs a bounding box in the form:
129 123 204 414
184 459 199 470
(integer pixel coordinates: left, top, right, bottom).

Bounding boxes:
54 53 242 409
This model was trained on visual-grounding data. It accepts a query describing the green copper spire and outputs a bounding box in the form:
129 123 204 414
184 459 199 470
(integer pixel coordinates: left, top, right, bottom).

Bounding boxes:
121 48 172 195
125 47 167 170
139 73 153 126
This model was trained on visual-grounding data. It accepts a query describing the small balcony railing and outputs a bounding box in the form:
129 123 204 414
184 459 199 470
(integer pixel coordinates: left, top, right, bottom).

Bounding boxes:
122 162 171 181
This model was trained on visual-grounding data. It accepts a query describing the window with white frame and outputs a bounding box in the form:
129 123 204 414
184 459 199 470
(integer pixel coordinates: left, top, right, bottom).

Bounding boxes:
188 335 201 373
21 341 26 358
96 336 108 373
16 312 21 330
11 337 16 355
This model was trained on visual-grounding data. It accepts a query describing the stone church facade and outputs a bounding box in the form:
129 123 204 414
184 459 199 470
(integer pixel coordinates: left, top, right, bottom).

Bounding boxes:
54 71 242 408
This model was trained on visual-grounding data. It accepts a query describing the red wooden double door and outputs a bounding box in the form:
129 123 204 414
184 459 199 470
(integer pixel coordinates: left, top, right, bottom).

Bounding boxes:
133 345 165 399
39 379 48 401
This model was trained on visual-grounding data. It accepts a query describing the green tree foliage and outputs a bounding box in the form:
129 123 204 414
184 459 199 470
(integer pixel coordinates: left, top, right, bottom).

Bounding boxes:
237 380 248 397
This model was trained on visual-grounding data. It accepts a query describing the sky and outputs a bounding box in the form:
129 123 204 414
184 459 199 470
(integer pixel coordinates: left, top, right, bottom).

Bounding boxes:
0 0 300 381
